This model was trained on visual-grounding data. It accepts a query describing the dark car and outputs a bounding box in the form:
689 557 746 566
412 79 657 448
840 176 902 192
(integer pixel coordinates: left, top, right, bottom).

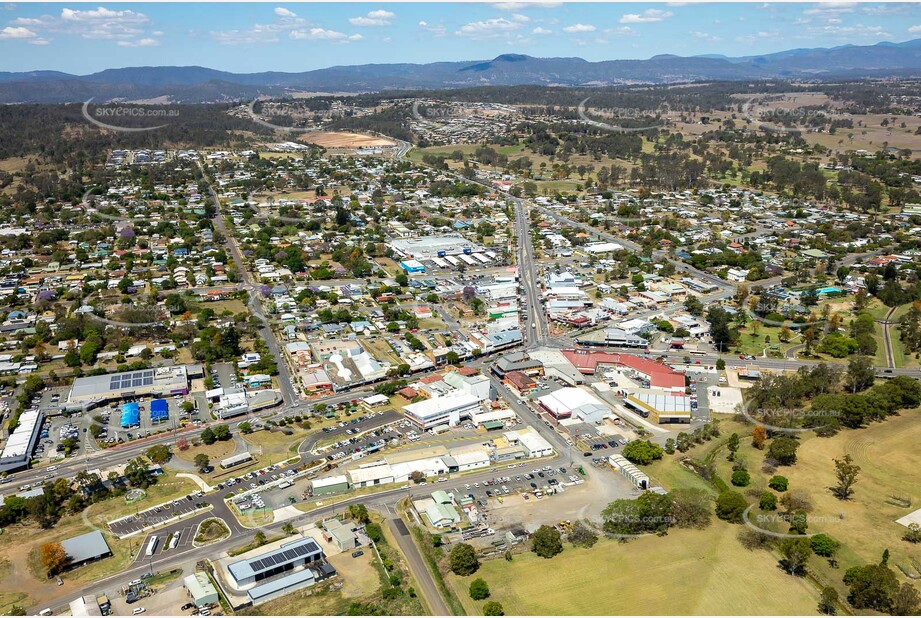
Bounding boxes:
583 451 592 457
181 604 195 611
351 550 364 558
530 482 537 489
608 440 618 448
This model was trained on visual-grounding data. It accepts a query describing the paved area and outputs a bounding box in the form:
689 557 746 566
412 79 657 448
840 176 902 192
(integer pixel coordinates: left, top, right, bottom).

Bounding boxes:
387 517 450 616
110 493 208 536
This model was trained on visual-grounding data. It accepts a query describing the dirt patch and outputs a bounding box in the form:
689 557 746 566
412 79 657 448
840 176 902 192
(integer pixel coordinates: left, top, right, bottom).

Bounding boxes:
298 132 395 149
327 550 379 599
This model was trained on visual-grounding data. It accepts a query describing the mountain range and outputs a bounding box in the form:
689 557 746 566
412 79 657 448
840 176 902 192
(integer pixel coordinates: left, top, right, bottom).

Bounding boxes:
2 38 921 104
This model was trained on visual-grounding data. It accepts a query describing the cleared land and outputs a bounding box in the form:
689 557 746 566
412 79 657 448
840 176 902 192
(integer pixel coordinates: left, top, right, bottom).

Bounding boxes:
298 132 395 148
447 522 818 615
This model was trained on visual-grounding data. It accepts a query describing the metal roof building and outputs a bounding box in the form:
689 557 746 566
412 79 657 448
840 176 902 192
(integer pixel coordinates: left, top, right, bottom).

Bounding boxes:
227 537 324 586
183 572 219 606
0 408 43 473
68 366 190 405
60 530 112 568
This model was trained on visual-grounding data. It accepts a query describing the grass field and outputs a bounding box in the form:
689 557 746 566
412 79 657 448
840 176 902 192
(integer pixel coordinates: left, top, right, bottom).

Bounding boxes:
447 522 819 615
174 440 236 464
776 411 921 598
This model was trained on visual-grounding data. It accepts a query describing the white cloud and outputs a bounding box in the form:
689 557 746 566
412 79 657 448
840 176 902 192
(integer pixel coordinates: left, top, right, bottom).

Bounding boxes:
418 20 447 35
510 13 531 23
691 30 722 42
210 6 307 44
456 17 524 37
531 26 552 35
290 27 362 42
910 24 921 34
59 6 150 40
563 23 595 33
801 22 890 38
491 2 561 10
603 26 636 37
117 37 159 47
619 9 673 24
0 25 36 38
349 9 395 27
804 1 856 15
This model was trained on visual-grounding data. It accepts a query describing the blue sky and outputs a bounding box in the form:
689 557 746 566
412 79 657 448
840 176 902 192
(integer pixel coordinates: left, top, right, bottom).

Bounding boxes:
1 2 920 74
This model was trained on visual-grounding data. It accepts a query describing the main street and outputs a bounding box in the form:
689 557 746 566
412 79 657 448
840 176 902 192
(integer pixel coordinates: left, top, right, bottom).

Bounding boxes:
195 159 299 408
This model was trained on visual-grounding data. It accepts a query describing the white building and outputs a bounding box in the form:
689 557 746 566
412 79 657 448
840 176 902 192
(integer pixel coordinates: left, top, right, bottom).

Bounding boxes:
403 393 481 429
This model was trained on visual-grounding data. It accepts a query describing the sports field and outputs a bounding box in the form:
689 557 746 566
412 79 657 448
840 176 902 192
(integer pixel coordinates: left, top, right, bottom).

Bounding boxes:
447 522 818 615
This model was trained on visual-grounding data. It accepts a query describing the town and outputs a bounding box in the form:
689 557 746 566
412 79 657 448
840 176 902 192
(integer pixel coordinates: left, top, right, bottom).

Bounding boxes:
1 7 921 617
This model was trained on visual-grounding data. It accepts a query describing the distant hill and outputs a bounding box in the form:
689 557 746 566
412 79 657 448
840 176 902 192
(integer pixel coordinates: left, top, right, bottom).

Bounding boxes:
2 38 921 103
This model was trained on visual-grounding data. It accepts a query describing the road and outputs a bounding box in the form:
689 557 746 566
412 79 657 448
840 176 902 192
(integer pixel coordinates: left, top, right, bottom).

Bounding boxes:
195 158 299 408
386 517 451 616
30 450 570 616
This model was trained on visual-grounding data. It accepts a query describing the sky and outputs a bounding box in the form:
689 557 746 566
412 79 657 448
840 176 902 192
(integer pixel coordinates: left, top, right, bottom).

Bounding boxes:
1 2 920 74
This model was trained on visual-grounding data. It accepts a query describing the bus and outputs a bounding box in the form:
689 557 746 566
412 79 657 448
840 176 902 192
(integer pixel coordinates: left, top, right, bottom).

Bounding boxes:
688 350 707 357
145 536 159 557
169 532 181 550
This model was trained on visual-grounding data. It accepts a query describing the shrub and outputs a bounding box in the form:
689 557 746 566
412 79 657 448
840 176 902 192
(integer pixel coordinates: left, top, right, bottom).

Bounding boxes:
768 475 789 491
469 578 490 600
715 491 748 523
449 543 479 576
759 491 777 511
731 470 751 487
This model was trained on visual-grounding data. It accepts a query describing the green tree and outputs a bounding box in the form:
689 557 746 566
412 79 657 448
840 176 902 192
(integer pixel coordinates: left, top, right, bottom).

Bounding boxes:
768 436 799 465
483 601 504 616
254 531 267 546
779 537 812 575
818 586 839 615
469 578 490 600
727 433 740 461
193 454 210 470
449 543 479 576
200 427 216 445
845 562 899 612
831 454 860 500
715 491 748 523
146 444 171 464
811 533 840 558
531 525 563 559
621 440 664 465
759 491 778 511
731 470 751 487
568 521 599 547
670 488 712 530
769 475 789 491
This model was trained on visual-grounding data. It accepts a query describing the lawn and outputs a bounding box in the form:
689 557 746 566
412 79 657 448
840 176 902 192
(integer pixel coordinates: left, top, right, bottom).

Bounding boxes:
447 522 819 615
174 440 236 464
772 411 921 599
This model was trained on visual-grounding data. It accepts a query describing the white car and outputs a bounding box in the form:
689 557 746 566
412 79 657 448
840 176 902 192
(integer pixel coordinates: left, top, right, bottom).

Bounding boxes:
132 608 146 615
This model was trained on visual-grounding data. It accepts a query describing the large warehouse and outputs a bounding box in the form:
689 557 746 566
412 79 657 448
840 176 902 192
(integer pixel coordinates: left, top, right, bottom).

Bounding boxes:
536 387 610 422
624 390 692 424
0 408 43 473
227 537 325 587
389 235 482 260
68 365 190 406
403 393 481 429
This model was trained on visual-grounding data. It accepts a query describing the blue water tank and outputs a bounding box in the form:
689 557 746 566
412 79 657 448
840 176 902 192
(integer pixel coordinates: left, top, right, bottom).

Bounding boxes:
463 247 472 255
437 250 446 257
